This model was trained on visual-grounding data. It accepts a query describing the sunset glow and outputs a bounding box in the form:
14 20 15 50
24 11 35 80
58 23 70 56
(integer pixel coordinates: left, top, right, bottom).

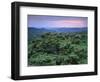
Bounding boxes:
28 15 88 28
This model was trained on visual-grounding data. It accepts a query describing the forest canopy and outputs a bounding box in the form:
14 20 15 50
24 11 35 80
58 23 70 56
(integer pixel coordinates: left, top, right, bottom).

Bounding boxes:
28 32 87 66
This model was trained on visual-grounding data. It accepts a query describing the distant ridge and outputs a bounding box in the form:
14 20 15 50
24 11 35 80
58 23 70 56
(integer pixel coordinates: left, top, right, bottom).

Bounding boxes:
28 27 87 40
28 27 87 32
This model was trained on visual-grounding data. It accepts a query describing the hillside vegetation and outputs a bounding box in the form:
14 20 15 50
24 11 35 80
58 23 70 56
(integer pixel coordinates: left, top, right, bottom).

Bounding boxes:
28 32 87 66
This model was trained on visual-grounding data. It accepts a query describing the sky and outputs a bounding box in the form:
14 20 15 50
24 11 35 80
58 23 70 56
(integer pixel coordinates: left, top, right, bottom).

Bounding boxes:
28 15 88 28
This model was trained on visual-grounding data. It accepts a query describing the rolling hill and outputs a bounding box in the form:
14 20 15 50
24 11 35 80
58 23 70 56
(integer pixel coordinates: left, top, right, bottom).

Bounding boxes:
28 27 87 41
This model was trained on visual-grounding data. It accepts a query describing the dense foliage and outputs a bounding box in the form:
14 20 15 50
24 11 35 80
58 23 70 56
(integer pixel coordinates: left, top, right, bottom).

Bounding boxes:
28 32 87 66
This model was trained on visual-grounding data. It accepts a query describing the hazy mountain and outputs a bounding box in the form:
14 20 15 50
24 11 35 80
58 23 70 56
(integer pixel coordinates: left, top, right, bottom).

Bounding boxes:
28 27 87 40
46 27 87 32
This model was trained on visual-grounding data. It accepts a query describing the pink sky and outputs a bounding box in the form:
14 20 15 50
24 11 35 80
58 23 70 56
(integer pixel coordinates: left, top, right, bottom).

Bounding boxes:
49 19 87 28
28 15 88 28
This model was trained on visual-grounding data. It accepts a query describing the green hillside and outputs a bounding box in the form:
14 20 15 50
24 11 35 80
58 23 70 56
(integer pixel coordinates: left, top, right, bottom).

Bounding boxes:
28 32 88 66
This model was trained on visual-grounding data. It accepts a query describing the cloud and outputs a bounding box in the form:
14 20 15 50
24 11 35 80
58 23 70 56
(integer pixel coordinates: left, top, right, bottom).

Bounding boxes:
28 15 88 28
